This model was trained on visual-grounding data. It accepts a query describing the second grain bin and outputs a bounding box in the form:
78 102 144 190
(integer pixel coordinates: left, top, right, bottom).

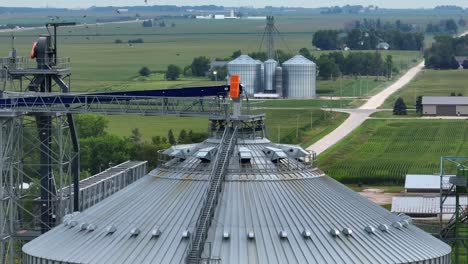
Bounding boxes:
282 55 316 98
227 55 262 96
264 59 278 93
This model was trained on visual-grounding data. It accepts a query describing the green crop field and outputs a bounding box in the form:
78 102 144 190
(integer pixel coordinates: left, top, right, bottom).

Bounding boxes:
383 69 468 108
316 119 468 184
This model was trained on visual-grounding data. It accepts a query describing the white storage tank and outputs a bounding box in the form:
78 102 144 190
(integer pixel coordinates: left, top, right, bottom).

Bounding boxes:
275 66 283 97
264 59 277 92
257 60 265 94
227 55 262 96
282 55 316 98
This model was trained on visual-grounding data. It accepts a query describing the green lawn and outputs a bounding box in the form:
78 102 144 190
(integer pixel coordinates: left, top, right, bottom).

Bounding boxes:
383 69 468 108
370 110 420 118
250 99 363 109
317 119 468 184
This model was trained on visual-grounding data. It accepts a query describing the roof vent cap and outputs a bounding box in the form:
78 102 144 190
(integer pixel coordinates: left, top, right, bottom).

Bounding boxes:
365 225 376 234
80 223 89 231
401 220 410 227
223 231 230 239
87 224 97 232
151 228 162 238
342 228 353 236
106 225 117 234
69 221 78 228
392 221 403 229
279 230 288 239
247 230 255 239
302 229 312 238
329 228 340 237
182 230 191 238
130 228 141 236
378 224 389 232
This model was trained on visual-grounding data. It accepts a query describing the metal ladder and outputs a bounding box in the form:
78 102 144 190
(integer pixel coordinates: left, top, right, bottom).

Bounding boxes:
186 126 237 264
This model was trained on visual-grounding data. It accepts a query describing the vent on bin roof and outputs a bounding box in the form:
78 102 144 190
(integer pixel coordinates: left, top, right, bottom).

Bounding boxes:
68 221 78 228
247 230 255 239
151 228 162 238
106 225 117 234
130 228 141 237
329 228 340 237
238 147 253 163
278 230 288 239
401 220 410 227
365 225 376 234
302 229 312 238
378 224 389 232
223 231 230 239
87 224 97 232
342 228 353 236
392 222 403 229
182 230 190 238
80 223 89 231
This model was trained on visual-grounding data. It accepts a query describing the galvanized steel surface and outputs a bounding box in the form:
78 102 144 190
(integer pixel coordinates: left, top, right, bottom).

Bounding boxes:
23 139 451 264
392 196 468 215
227 55 262 96
264 59 277 92
282 55 316 98
422 96 468 105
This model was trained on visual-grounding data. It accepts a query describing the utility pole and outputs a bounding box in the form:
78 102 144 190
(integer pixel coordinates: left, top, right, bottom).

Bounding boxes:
310 111 313 129
296 115 299 139
277 126 280 143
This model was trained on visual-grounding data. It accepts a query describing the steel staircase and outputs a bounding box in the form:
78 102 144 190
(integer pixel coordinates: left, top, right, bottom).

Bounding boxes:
186 126 238 264
440 206 468 238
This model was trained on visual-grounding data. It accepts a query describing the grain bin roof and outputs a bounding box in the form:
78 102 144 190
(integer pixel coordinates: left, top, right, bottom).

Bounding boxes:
422 96 468 105
228 54 261 65
23 139 451 264
282 54 316 65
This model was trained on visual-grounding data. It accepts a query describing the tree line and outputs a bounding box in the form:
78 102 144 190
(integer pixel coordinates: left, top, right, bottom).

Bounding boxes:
313 28 424 51
425 35 468 69
76 115 207 175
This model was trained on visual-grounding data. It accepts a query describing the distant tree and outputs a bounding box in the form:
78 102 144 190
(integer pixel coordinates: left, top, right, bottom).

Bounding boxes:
142 19 153 27
183 65 193 76
299 48 315 61
450 57 461 69
393 97 407 115
128 38 144 44
317 55 340 80
139 66 151 77
231 50 242 59
445 19 458 33
458 93 463 96
80 135 130 174
460 60 468 70
151 136 167 145
415 95 423 115
159 21 166 27
209 66 227 81
168 129 176 145
114 39 123 44
129 128 142 144
75 115 108 138
178 129 189 144
166 64 181 80
450 92 456 96
171 22 176 27
312 30 340 50
459 19 466 28
384 55 393 79
248 51 267 61
191 56 211 76
188 130 208 143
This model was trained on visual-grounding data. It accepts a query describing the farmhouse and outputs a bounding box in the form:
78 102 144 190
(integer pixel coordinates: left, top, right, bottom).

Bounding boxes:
422 96 468 116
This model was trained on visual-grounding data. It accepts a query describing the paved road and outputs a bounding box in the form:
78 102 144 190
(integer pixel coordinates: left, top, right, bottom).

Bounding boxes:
306 61 425 155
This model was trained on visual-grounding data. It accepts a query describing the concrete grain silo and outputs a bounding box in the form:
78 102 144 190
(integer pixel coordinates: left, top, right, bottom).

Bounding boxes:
227 55 261 96
282 55 316 98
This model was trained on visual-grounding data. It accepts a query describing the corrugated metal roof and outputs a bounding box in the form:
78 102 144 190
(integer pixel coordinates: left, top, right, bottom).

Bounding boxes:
23 139 451 264
391 196 468 215
404 174 453 191
282 55 316 65
422 96 468 105
228 55 261 65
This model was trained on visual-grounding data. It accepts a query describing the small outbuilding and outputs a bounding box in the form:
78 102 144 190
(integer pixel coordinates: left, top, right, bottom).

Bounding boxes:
422 96 468 116
404 174 452 193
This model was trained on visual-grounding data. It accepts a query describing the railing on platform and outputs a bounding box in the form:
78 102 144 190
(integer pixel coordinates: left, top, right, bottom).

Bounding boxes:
0 57 71 70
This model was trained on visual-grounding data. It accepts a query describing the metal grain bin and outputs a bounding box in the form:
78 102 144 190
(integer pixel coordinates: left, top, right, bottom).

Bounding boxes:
282 55 316 98
264 59 277 92
275 66 283 97
227 55 261 96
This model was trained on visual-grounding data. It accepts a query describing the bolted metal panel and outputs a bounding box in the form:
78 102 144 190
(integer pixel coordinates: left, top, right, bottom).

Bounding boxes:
282 55 316 98
227 55 262 96
264 59 277 92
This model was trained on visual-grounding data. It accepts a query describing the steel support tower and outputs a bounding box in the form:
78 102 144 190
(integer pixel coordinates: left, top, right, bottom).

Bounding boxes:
439 156 468 263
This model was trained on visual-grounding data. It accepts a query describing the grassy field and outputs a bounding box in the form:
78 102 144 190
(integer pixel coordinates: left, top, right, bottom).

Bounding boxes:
316 119 468 184
103 108 348 146
383 69 468 109
370 110 420 118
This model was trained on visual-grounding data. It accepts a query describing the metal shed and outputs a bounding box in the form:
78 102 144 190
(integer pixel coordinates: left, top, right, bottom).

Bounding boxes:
422 96 468 116
405 174 453 193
